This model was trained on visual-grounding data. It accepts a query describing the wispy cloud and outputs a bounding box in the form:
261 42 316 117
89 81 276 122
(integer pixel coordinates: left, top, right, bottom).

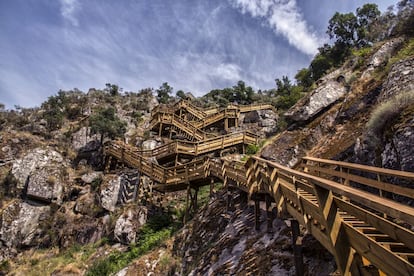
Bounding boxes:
0 0 316 108
229 0 320 56
59 0 80 26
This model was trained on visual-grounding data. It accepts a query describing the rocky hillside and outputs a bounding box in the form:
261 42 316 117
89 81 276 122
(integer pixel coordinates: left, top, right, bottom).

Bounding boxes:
0 14 413 276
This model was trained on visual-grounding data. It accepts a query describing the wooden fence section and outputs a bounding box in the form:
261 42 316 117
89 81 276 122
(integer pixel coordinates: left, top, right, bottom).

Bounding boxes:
104 142 210 192
149 131 257 158
246 156 414 276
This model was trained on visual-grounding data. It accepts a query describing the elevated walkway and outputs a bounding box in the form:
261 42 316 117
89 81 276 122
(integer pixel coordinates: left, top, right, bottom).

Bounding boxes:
103 98 414 275
105 140 414 275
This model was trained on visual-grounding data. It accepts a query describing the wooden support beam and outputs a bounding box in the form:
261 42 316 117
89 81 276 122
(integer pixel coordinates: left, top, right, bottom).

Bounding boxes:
132 171 140 202
291 219 304 276
210 178 215 197
255 197 260 231
226 187 232 212
266 194 273 233
184 185 190 224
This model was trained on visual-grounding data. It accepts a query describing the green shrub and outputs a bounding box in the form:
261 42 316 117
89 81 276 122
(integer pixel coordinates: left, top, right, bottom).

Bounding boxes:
86 228 171 276
367 90 414 135
246 144 260 155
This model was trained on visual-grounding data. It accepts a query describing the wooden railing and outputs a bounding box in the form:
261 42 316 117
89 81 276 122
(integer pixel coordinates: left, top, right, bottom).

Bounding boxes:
298 156 414 202
119 131 258 160
246 156 414 276
150 112 212 140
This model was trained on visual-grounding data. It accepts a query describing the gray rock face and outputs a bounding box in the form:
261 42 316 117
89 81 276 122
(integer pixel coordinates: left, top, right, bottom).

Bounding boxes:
381 117 414 173
285 71 347 122
243 111 260 123
71 127 99 151
100 175 121 212
114 206 147 244
0 201 50 248
142 139 162 151
379 56 414 102
362 37 404 78
81 171 103 184
27 166 63 203
11 148 66 203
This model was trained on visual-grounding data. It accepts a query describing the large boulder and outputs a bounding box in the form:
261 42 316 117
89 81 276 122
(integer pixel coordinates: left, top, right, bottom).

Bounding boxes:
114 206 148 244
362 37 404 78
71 127 99 151
27 166 64 204
100 175 122 212
11 148 66 203
142 139 162 151
285 69 347 122
0 201 50 248
379 56 414 102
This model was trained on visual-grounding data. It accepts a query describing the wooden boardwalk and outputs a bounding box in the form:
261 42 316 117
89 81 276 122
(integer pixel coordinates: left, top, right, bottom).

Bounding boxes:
103 100 414 275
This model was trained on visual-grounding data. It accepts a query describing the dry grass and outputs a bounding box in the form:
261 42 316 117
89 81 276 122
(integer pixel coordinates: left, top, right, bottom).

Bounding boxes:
367 90 414 135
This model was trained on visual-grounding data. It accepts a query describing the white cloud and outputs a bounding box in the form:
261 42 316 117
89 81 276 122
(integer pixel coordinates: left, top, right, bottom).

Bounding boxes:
213 63 242 81
230 0 320 56
59 0 80 27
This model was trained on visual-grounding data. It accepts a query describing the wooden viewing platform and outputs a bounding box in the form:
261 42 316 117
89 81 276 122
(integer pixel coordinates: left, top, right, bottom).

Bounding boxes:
103 99 414 275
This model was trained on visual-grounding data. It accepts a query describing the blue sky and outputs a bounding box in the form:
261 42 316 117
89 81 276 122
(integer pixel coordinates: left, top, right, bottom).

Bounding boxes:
0 0 396 108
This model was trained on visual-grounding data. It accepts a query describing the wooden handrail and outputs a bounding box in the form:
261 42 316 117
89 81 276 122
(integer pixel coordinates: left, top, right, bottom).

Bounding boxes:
105 129 414 275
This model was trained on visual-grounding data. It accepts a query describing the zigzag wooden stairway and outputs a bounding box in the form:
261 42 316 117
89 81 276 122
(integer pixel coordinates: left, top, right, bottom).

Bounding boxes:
103 100 414 275
150 100 275 140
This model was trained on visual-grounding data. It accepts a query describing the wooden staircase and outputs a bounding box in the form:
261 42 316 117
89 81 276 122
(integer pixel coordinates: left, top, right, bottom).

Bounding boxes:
103 99 414 275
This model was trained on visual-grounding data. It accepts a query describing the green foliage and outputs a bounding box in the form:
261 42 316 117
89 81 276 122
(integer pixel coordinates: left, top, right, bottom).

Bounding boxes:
90 176 103 191
295 68 313 90
42 94 65 131
246 144 260 155
105 83 119 96
86 228 171 276
271 76 304 110
0 260 10 273
176 90 186 99
327 12 359 46
393 0 414 37
203 80 255 106
156 82 173 104
367 90 414 135
89 107 127 143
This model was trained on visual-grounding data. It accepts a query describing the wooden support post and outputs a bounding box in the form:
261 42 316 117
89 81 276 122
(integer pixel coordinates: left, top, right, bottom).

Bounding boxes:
240 191 248 208
226 188 232 212
266 194 273 233
225 118 228 131
193 187 199 212
159 123 162 137
210 178 215 197
132 171 140 202
184 185 190 224
291 219 304 276
254 197 260 231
